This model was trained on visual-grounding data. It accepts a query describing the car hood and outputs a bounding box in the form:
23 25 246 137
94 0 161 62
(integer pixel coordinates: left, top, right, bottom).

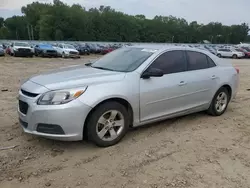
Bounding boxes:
15 46 31 49
64 48 78 52
29 65 126 90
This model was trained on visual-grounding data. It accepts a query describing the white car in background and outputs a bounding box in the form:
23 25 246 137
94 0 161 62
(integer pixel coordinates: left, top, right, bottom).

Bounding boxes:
216 48 245 59
10 42 33 57
55 43 80 58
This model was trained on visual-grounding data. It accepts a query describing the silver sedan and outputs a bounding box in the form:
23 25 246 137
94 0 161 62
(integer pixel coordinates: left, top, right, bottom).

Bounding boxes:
18 45 239 147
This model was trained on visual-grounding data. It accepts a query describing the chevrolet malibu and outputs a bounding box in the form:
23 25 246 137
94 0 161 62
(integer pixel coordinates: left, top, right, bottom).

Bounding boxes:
18 46 239 147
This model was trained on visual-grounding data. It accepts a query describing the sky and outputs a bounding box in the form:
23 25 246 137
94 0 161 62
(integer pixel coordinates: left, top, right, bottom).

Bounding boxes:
0 0 249 25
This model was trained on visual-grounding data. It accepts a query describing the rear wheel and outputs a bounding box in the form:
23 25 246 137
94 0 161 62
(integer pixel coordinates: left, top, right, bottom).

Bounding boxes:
207 87 230 116
86 102 129 147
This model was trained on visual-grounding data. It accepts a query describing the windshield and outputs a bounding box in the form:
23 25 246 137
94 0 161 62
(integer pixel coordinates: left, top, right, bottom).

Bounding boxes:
64 44 75 49
91 47 155 72
235 49 242 52
40 44 52 48
15 42 29 47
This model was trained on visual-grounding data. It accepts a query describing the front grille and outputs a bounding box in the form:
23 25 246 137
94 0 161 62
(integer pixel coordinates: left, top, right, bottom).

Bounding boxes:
19 100 29 114
37 124 65 135
46 50 56 53
69 51 78 55
21 89 39 98
18 48 31 53
19 118 28 128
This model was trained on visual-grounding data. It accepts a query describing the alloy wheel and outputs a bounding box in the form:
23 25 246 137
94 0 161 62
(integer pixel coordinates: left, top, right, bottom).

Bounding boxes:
215 92 228 113
96 110 125 142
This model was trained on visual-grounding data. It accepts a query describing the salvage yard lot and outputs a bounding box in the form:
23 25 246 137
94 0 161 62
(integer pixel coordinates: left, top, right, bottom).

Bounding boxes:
1 56 250 188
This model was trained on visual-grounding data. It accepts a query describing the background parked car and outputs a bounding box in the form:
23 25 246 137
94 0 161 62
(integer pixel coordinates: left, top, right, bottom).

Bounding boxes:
235 48 250 58
10 42 33 57
56 43 80 58
0 46 5 56
99 44 114 55
216 48 245 59
86 43 101 54
74 43 90 55
35 44 58 57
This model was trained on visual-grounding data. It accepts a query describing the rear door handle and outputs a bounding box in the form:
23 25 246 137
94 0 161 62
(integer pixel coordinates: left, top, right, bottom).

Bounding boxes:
178 81 187 86
211 75 217 80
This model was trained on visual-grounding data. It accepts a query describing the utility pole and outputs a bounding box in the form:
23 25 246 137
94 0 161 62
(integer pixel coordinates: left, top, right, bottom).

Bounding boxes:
16 29 18 40
27 25 31 40
31 25 34 40
172 36 175 43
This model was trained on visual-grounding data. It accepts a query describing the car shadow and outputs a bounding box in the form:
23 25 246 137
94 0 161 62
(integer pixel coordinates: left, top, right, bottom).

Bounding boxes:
29 111 208 151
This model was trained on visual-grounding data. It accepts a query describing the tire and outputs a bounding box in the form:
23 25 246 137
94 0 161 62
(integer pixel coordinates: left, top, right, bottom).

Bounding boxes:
232 54 238 59
217 54 222 58
62 52 66 58
207 87 230 116
86 101 129 147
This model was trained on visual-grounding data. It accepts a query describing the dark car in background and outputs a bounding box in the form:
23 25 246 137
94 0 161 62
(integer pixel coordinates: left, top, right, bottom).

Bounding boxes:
74 43 90 55
34 44 58 57
86 43 101 54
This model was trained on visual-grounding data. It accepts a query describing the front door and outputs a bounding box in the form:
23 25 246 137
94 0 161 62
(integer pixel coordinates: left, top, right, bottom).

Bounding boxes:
140 50 190 122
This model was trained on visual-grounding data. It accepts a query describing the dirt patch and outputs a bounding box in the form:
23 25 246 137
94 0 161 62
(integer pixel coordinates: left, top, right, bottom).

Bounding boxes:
1 56 250 188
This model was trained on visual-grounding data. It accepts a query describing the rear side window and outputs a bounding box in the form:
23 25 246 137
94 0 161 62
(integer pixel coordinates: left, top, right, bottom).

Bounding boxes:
150 50 187 74
186 51 208 70
207 56 216 68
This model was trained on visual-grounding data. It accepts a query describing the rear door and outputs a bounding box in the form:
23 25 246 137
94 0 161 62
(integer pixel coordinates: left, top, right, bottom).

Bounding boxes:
184 50 218 108
225 49 232 57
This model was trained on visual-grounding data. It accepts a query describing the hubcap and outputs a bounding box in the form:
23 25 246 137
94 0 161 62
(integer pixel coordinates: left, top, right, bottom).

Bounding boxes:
215 92 228 113
96 110 125 141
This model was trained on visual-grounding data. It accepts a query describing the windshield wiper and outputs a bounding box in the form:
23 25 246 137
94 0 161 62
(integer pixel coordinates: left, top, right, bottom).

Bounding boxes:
85 62 92 66
91 66 116 71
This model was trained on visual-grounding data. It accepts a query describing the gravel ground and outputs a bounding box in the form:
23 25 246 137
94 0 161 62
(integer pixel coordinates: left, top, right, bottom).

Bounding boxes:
0 56 250 188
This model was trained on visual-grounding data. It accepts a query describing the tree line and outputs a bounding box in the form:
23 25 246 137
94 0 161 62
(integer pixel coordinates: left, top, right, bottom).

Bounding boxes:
0 0 249 44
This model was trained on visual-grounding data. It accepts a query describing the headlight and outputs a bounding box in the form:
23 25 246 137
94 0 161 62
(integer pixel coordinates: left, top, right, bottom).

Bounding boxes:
37 87 87 105
13 47 18 51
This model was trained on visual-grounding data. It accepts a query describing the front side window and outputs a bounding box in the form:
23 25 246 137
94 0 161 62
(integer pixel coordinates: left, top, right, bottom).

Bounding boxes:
149 50 186 74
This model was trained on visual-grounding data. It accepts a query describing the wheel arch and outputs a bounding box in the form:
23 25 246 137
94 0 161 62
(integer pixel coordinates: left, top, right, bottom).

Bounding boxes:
215 84 232 101
83 97 134 139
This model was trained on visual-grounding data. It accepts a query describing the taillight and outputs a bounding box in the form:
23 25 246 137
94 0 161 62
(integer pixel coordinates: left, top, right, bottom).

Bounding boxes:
235 67 239 74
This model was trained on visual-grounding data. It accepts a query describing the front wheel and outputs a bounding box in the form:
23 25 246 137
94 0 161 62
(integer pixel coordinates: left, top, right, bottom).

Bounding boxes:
207 87 230 116
62 52 66 58
86 102 129 147
232 54 238 59
217 54 222 58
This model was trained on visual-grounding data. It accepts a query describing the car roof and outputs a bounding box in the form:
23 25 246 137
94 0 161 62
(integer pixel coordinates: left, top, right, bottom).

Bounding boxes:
128 44 210 54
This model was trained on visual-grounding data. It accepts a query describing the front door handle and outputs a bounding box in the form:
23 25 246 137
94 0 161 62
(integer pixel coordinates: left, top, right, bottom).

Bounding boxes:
211 75 217 80
178 81 187 86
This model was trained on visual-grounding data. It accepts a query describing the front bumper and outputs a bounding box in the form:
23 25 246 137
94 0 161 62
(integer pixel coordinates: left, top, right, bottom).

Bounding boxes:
64 53 80 58
18 90 92 141
14 50 33 57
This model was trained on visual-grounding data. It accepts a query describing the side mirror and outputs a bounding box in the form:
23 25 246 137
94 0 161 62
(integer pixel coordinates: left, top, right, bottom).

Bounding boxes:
141 68 164 79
